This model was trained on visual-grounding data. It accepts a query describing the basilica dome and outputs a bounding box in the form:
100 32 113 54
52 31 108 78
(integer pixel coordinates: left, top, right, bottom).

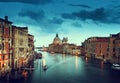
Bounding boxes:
53 33 62 45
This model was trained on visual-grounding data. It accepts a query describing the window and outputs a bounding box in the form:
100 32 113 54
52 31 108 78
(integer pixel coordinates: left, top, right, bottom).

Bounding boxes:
113 40 115 44
107 48 109 51
113 48 115 52
2 43 4 50
0 26 2 34
106 53 108 56
119 48 120 51
2 55 4 60
9 26 11 36
2 26 4 34
0 44 2 50
20 39 23 46
100 44 101 48
113 54 116 57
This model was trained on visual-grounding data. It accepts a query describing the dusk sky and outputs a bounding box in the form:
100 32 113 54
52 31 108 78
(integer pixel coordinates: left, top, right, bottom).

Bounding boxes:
0 0 120 47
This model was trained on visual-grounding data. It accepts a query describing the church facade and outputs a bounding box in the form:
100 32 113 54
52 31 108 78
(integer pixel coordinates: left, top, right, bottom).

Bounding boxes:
48 33 80 55
48 33 68 53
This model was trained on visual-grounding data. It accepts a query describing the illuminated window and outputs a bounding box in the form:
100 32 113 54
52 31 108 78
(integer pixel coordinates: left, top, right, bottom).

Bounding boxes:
0 55 1 59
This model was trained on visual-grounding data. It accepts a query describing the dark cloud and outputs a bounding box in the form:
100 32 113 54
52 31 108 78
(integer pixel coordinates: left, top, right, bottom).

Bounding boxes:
41 17 65 33
18 9 63 33
69 4 91 9
48 17 64 25
72 22 82 28
18 9 45 22
0 0 52 5
61 13 76 20
61 7 120 24
114 5 120 8
73 8 106 21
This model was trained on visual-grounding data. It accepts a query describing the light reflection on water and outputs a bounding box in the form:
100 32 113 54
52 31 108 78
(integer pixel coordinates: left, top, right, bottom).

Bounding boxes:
1 52 120 83
75 56 78 73
85 57 88 64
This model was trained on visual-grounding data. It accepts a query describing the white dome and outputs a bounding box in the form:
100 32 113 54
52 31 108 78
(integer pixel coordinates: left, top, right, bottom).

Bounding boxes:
53 33 62 45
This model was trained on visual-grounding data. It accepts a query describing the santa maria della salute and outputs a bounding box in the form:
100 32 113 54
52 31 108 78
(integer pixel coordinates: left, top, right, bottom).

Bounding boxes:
53 33 68 45
48 33 80 55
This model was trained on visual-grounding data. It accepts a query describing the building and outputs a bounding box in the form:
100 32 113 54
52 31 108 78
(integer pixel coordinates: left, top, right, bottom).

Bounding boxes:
108 33 120 63
27 34 34 63
53 33 62 45
0 16 35 73
83 37 109 60
62 37 68 44
0 16 12 72
48 33 63 53
48 33 80 55
81 43 85 56
66 44 81 55
12 26 29 69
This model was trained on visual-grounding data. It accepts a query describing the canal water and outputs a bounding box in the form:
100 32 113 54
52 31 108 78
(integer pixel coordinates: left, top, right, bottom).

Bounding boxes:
0 52 120 83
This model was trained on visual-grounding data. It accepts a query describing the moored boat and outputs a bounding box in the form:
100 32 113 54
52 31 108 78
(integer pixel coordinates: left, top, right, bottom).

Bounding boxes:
112 64 120 71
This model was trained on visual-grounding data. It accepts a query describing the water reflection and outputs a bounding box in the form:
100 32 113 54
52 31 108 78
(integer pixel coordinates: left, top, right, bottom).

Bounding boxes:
22 70 28 80
85 57 88 64
100 61 104 71
1 52 120 83
62 54 66 63
75 56 78 72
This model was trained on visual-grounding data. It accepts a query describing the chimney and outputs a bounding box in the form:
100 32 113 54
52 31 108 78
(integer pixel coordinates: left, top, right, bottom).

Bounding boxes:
5 16 8 21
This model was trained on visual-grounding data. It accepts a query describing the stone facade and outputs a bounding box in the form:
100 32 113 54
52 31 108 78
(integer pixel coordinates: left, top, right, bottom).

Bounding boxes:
0 16 12 72
83 37 109 60
48 34 80 55
12 26 28 69
82 33 120 63
28 34 34 63
108 33 120 63
0 16 34 73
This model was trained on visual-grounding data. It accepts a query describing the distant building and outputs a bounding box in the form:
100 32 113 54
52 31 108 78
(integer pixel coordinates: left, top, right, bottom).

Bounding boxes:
49 33 64 53
66 44 81 55
48 33 80 55
62 37 68 44
53 33 62 45
83 37 109 60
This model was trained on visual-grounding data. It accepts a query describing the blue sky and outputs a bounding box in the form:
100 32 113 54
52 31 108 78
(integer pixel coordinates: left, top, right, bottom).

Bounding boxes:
0 0 120 47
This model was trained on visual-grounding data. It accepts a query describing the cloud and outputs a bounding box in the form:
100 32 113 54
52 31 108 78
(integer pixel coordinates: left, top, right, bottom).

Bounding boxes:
18 9 45 22
72 8 107 21
69 4 91 9
114 5 120 8
0 0 52 5
40 17 64 33
61 7 120 24
61 13 76 20
48 17 64 24
18 9 63 34
71 22 82 28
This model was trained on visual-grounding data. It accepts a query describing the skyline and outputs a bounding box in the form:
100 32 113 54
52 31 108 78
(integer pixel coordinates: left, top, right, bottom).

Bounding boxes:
0 0 120 47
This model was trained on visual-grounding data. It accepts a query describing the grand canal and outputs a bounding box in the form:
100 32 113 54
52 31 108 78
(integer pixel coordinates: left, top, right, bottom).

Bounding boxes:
1 52 120 83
